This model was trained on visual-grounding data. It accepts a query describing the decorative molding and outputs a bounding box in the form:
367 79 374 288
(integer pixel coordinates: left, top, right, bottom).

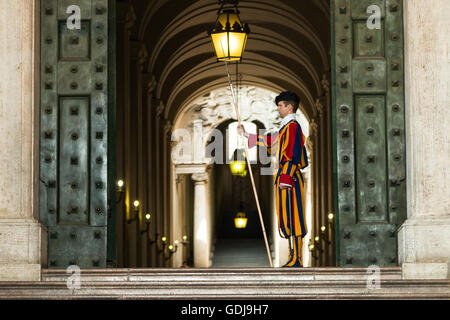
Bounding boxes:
310 118 319 137
164 120 173 136
191 172 209 184
138 45 149 70
125 5 137 31
130 42 148 73
187 86 282 133
321 74 330 95
315 99 324 119
146 74 157 96
175 173 186 185
172 86 311 166
306 137 314 153
156 101 165 118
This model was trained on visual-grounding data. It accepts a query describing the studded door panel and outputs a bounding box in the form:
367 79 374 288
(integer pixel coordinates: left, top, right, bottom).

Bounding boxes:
40 0 109 268
332 0 406 266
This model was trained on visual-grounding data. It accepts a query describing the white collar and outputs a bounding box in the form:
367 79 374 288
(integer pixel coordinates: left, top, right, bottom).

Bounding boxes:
280 113 297 129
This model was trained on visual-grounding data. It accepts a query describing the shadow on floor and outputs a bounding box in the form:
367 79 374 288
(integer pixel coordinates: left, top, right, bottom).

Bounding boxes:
211 238 271 267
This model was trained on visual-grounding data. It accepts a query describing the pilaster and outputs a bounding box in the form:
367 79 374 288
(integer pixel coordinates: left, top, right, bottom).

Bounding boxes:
0 0 44 281
399 0 450 279
191 172 210 267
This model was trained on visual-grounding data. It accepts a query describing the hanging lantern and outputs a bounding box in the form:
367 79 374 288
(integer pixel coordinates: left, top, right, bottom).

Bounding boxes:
234 212 248 229
229 148 247 176
207 0 250 62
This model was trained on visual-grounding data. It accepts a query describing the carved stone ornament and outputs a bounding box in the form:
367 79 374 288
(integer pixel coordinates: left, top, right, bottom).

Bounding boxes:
321 74 330 94
315 98 324 118
125 6 137 31
175 174 186 185
138 44 148 70
310 118 319 137
146 75 157 96
173 86 311 166
164 120 173 135
191 172 209 183
306 136 314 153
177 86 309 138
156 101 164 117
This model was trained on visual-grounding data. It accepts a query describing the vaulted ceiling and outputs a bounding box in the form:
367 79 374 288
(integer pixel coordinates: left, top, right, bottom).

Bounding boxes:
121 0 331 122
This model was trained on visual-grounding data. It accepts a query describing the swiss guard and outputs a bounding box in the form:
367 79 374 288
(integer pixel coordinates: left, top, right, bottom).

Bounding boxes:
238 91 309 267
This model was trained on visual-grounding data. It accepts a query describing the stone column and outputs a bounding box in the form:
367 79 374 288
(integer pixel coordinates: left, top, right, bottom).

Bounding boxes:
123 6 137 268
163 120 172 267
115 1 128 268
398 0 450 279
310 118 319 267
155 101 164 266
322 75 335 266
144 75 157 266
0 0 44 281
131 42 148 267
316 98 328 265
191 172 210 267
301 167 312 267
171 173 185 267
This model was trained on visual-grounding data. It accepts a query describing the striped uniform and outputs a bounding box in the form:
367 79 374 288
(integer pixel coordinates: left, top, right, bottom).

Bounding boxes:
249 118 308 267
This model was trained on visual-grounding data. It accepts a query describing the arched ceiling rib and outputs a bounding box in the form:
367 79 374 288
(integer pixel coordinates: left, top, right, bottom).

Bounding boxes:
128 0 331 121
156 31 321 103
163 58 316 122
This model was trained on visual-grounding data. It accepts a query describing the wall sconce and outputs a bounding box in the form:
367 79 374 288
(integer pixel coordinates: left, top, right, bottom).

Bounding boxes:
140 213 151 235
180 235 190 267
314 235 323 253
308 239 317 259
158 235 167 253
116 179 125 204
149 232 159 246
117 179 124 192
164 241 178 261
171 240 179 253
320 225 331 245
328 212 334 225
127 200 140 224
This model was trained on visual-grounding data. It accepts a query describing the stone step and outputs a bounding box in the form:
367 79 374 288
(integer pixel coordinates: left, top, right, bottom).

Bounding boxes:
41 267 403 282
0 268 448 299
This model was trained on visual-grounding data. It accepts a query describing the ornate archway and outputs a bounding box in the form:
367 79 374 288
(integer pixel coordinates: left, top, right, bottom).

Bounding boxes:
170 86 312 267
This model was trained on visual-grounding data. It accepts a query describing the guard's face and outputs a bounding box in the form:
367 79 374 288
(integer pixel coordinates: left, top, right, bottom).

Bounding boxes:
277 101 293 118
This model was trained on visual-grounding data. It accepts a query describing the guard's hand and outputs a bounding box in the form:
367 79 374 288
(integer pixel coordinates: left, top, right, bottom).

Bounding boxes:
279 184 292 190
237 124 248 138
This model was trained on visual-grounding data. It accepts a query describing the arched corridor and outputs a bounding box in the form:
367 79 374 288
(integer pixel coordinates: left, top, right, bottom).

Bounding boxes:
114 0 334 268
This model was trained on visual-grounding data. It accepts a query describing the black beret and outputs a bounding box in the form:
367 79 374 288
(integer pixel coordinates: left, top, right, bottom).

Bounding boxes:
275 91 300 105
